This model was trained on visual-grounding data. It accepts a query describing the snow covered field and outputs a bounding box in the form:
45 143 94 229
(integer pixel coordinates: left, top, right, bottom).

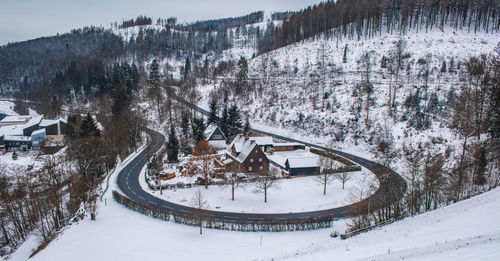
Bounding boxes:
140 164 376 213
7 156 500 261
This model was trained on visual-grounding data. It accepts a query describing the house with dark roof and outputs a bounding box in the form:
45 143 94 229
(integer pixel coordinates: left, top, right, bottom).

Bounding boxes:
225 135 269 173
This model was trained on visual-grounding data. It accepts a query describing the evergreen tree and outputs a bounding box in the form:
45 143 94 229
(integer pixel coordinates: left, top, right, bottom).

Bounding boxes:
191 117 205 143
148 59 160 87
237 56 248 92
243 116 250 136
184 57 191 80
427 92 440 114
208 98 218 124
112 83 129 117
180 113 190 138
440 60 447 73
166 125 179 162
220 105 228 138
227 104 242 137
12 150 18 160
343 44 348 63
80 113 100 137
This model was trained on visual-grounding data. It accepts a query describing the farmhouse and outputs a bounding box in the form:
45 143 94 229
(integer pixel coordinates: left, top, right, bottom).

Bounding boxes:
203 124 227 149
225 135 269 173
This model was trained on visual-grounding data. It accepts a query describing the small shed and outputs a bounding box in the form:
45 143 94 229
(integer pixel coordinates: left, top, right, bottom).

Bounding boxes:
285 156 320 176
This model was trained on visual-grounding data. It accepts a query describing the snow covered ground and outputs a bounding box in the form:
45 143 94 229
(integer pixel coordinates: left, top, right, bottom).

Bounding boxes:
140 164 375 213
7 160 500 261
0 101 17 116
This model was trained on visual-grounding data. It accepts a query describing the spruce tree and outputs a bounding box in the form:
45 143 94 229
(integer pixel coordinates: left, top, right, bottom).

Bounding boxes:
148 59 160 87
227 104 242 137
191 117 205 143
180 113 190 138
184 57 191 80
208 98 218 124
220 105 228 138
167 125 179 162
243 116 250 136
237 56 248 91
80 113 100 137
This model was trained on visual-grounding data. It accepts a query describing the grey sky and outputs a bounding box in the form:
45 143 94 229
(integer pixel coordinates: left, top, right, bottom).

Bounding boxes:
0 0 323 45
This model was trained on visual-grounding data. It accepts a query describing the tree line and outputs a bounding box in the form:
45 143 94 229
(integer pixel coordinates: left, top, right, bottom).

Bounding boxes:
258 0 499 54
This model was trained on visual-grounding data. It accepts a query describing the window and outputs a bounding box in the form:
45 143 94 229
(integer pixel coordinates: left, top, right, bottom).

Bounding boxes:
258 158 262 162
250 158 254 163
213 135 222 139
259 166 263 170
248 166 253 172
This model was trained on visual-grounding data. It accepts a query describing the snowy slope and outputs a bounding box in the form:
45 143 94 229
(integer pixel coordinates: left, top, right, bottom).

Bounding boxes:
7 167 500 261
196 26 498 182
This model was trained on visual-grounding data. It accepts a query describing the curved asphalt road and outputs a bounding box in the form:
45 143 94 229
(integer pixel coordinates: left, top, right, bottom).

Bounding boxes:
116 95 407 222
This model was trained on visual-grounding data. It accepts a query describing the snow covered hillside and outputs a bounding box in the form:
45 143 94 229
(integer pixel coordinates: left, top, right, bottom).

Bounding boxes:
7 160 500 261
199 26 498 182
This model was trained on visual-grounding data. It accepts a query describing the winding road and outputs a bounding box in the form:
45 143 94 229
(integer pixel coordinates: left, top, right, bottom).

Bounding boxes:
115 94 407 224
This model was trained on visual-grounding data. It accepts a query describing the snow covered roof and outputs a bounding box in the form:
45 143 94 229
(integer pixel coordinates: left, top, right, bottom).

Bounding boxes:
226 135 260 163
0 125 24 136
24 115 44 128
4 135 31 142
227 135 274 154
249 136 273 145
235 141 258 163
273 142 304 147
0 115 31 124
286 156 320 169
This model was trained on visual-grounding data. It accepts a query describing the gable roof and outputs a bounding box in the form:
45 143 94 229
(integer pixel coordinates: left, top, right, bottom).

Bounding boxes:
204 123 226 140
286 156 320 169
226 135 262 163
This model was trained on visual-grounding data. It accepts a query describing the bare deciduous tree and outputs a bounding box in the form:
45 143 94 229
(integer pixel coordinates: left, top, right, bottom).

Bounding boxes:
333 172 352 190
191 190 208 235
255 168 279 203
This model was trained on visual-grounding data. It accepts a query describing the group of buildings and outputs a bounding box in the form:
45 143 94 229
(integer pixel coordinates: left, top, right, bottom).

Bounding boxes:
204 124 321 177
0 114 67 155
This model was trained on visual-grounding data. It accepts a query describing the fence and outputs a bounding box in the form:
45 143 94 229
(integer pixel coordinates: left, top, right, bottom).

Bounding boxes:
113 190 333 232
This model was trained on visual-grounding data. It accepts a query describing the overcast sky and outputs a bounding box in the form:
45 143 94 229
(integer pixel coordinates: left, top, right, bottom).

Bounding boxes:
0 0 323 45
